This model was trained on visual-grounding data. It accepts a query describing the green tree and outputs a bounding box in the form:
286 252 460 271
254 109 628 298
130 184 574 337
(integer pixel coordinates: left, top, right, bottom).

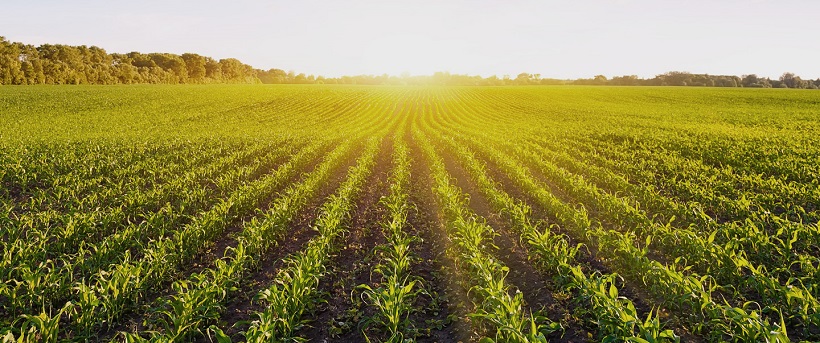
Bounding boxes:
219 58 245 82
780 72 798 88
181 53 206 83
0 38 26 85
514 72 532 85
111 54 140 84
204 57 222 82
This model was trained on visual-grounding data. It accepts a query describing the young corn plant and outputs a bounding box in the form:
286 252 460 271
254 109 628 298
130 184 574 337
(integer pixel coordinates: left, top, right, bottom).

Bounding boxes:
428 128 677 342
0 302 71 343
123 141 352 342
359 138 424 342
461 130 793 342
414 128 559 342
511 134 818 335
64 140 326 338
243 138 379 342
2 143 285 324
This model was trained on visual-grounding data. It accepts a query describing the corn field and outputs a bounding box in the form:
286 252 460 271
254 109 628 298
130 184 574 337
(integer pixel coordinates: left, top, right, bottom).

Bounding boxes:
1 85 819 342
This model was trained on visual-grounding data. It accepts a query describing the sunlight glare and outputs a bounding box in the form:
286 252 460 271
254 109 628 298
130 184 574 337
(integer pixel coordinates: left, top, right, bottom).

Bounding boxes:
361 33 455 76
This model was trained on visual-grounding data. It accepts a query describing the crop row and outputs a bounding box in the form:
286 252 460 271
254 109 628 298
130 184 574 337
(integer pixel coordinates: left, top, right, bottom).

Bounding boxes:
421 94 797 341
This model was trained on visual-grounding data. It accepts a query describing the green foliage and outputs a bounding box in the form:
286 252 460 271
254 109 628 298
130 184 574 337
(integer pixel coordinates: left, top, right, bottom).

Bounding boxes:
1 86 818 342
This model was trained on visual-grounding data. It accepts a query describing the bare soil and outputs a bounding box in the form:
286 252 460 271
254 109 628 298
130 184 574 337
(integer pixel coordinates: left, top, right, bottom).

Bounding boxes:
216 142 363 341
298 137 392 342
91 144 318 342
472 141 702 342
407 136 475 343
437 142 592 343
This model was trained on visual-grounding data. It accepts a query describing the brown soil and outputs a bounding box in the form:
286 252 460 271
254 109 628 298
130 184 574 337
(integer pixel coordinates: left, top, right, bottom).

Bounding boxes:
2 183 25 206
216 142 364 341
436 142 592 343
439 147 553 310
470 141 703 342
407 137 474 343
298 137 392 342
97 143 347 342
185 144 312 273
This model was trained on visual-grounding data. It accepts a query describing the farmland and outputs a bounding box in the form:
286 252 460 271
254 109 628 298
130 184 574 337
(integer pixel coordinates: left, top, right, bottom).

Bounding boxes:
1 85 819 342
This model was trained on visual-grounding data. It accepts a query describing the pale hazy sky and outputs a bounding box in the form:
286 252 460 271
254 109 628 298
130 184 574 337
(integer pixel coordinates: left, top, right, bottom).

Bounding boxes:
2 0 818 79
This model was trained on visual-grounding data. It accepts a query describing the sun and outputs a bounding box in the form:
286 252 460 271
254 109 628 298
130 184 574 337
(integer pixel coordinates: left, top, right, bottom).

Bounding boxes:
361 33 458 76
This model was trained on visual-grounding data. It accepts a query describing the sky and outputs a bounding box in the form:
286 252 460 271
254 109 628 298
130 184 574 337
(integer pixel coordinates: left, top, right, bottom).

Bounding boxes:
2 0 819 79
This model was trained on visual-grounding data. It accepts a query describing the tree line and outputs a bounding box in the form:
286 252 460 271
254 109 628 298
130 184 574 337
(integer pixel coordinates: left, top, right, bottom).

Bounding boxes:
2 37 818 88
572 71 820 89
0 36 261 85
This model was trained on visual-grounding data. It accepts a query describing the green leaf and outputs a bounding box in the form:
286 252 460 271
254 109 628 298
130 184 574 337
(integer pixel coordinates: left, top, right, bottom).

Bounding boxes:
208 325 232 343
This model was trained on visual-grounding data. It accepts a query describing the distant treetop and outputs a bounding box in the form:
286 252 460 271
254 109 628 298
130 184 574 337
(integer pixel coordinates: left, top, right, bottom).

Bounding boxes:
1 37 817 88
